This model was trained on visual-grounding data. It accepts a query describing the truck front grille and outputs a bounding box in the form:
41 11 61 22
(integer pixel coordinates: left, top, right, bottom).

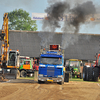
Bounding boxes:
47 67 55 77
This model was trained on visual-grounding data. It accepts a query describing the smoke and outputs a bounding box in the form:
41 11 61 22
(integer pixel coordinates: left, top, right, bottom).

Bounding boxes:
43 1 70 30
40 1 70 47
62 33 78 49
61 1 96 49
41 1 70 47
40 0 97 49
43 0 96 33
38 32 54 48
70 1 96 33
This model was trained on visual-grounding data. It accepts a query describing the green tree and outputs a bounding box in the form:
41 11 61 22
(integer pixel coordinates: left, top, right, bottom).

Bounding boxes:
8 9 37 31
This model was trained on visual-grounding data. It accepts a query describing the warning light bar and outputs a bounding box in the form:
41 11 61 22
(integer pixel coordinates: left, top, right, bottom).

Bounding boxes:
50 45 59 50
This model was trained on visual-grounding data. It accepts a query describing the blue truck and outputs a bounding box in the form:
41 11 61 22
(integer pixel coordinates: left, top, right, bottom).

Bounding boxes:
38 45 69 85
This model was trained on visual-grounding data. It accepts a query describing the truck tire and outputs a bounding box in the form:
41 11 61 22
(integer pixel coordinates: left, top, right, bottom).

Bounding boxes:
59 81 63 85
83 66 87 81
87 67 93 81
20 70 27 77
86 67 89 81
64 73 69 82
93 67 99 82
80 73 83 79
38 80 42 84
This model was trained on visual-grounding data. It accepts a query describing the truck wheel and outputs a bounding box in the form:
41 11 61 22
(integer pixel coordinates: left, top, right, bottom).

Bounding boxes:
80 73 83 79
38 80 41 84
83 66 87 81
20 70 27 77
64 73 69 82
57 81 63 85
93 67 99 82
60 81 63 85
88 67 93 81
86 67 89 81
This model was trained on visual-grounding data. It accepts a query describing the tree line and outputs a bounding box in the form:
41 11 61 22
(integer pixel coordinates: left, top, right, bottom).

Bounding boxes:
8 9 37 31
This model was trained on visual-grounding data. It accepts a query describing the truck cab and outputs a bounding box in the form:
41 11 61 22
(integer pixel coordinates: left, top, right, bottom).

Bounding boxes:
19 59 34 77
38 45 65 84
33 59 39 71
0 50 20 79
7 50 20 68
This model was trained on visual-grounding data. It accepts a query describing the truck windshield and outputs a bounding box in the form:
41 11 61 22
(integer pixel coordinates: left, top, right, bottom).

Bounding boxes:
19 56 30 65
24 61 30 65
40 57 62 65
70 61 79 68
8 52 16 66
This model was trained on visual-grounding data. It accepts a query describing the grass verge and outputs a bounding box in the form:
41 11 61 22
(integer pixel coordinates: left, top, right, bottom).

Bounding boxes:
70 77 100 83
18 76 34 80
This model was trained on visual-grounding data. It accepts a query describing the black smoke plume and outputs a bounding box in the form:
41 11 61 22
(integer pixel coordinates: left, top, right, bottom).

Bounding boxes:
43 1 96 33
42 1 70 30
41 0 97 49
70 1 96 33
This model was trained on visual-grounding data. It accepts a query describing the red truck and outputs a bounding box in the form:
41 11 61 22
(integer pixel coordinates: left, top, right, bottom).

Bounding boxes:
33 59 39 71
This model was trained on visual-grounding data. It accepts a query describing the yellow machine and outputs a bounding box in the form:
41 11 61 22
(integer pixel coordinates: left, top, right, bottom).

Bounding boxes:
0 13 20 79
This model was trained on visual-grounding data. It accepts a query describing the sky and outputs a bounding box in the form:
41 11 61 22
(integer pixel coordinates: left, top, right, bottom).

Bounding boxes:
0 0 100 34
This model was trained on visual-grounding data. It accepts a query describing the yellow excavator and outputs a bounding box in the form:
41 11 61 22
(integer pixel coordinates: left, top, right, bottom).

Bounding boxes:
0 13 20 80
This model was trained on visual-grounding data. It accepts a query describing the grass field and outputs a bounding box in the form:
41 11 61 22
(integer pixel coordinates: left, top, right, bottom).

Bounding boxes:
18 76 100 83
70 77 100 83
19 76 34 80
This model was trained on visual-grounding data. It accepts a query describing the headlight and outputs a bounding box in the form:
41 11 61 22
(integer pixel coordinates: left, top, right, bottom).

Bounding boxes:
0 68 2 71
39 74 43 77
58 75 63 78
7 69 10 72
39 65 46 67
56 66 63 68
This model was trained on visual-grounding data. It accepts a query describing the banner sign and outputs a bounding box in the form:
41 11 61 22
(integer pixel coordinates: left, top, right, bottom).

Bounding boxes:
32 13 47 20
32 13 100 22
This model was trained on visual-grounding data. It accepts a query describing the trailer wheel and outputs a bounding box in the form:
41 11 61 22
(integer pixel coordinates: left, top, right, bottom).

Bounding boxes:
93 67 99 82
87 67 93 81
20 70 27 77
83 66 87 81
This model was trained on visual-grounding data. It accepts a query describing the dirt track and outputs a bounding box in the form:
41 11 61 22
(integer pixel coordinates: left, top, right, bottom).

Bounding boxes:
0 80 100 100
